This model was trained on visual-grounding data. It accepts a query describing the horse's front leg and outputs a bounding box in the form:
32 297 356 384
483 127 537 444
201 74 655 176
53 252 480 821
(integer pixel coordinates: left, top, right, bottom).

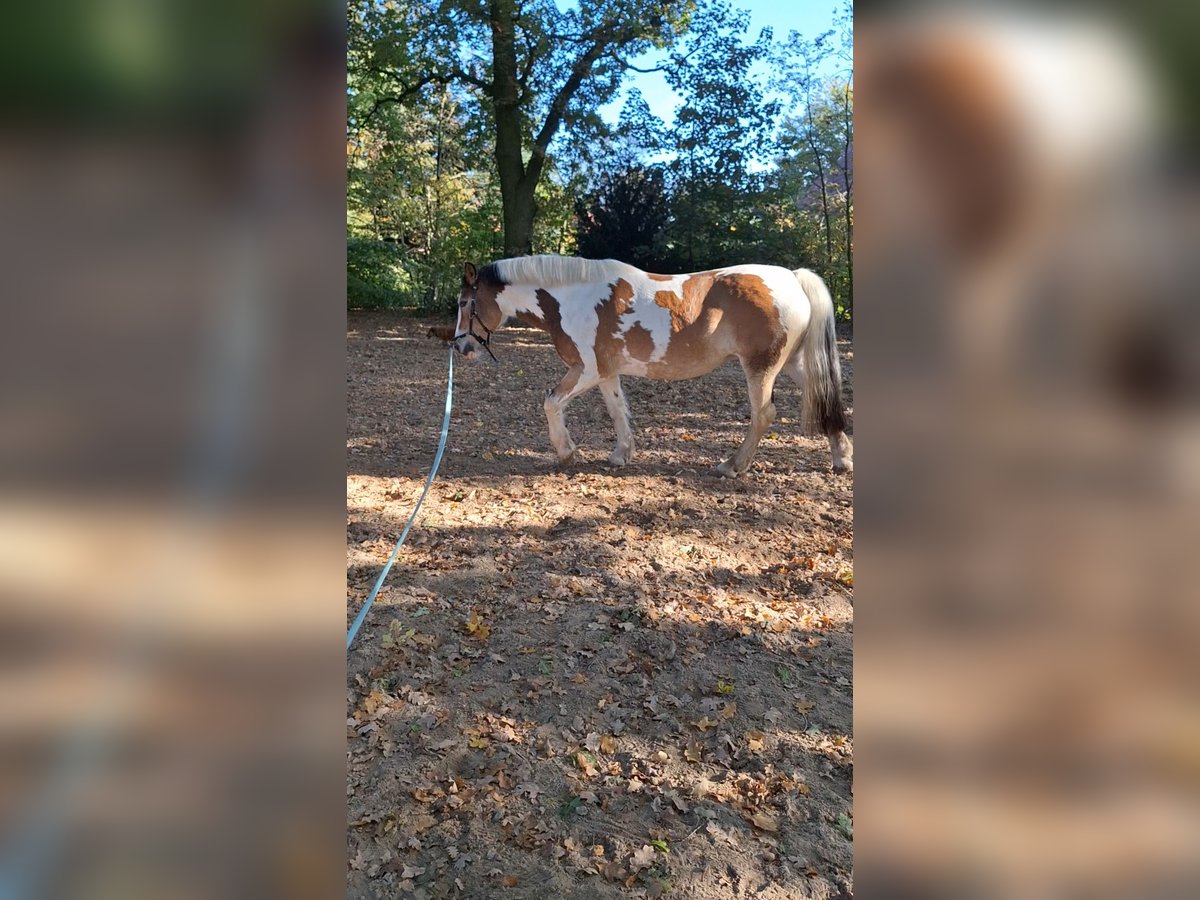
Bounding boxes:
544 366 600 463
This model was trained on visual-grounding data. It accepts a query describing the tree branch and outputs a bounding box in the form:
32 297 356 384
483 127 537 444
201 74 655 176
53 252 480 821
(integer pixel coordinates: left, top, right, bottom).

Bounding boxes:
450 65 490 90
529 40 608 160
610 43 702 75
355 64 488 127
610 54 670 74
356 72 437 125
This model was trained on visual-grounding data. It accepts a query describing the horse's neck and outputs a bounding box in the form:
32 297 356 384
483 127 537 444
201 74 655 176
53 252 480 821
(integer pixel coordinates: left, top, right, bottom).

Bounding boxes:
512 305 548 331
497 280 561 332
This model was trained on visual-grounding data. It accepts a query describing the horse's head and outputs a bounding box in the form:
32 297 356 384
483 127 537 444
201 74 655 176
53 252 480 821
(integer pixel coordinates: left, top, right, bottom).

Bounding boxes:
453 262 504 362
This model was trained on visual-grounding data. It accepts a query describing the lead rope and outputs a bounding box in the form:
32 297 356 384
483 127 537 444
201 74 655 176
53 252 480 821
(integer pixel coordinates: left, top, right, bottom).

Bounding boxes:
347 345 455 650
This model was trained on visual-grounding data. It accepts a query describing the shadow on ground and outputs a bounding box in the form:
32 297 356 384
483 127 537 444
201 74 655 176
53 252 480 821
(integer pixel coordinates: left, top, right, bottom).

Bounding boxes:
347 312 854 899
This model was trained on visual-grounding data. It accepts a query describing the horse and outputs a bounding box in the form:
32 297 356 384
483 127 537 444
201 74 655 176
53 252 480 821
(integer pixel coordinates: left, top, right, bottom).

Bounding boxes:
448 255 852 476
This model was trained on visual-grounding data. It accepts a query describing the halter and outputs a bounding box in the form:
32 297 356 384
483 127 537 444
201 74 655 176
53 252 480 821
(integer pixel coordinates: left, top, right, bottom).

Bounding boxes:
451 288 498 362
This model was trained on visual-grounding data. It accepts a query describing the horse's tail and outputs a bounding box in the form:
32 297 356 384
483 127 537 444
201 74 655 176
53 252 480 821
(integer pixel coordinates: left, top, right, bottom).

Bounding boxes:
792 268 847 436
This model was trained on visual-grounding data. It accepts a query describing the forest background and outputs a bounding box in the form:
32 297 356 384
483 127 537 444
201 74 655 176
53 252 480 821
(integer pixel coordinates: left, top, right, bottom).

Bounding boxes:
347 0 854 320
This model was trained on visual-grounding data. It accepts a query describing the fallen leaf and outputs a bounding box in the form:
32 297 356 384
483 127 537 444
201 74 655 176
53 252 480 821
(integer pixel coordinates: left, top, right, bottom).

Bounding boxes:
630 844 656 871
502 875 519 887
693 716 718 733
401 864 426 878
573 751 598 777
684 740 703 763
720 701 737 720
464 610 491 640
750 812 779 832
599 735 617 754
746 730 765 752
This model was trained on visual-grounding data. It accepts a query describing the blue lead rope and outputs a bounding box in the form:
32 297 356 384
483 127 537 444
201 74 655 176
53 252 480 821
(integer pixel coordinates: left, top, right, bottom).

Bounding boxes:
347 346 455 650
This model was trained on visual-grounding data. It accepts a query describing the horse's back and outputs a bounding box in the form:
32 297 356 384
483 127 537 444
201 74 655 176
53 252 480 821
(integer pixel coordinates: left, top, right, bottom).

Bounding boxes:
618 264 810 378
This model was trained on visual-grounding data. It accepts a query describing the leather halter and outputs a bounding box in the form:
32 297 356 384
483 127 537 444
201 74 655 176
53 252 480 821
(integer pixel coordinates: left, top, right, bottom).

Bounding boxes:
451 288 497 361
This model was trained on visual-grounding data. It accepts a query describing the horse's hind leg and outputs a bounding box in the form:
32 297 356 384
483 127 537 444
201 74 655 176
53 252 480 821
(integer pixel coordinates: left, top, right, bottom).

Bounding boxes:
544 365 600 463
599 376 634 466
784 354 853 472
716 363 781 477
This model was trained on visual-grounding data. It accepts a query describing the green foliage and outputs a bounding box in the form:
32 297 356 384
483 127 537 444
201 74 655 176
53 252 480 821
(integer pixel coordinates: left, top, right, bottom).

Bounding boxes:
575 165 671 269
347 0 853 320
347 238 410 309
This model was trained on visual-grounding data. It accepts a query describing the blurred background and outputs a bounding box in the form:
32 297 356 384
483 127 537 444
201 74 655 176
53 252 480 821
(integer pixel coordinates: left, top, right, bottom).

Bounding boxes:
855 1 1200 897
5 0 1200 896
0 1 346 898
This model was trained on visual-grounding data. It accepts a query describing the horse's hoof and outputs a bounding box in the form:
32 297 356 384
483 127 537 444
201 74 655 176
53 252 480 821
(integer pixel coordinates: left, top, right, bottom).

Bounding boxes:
554 447 578 466
832 459 853 474
606 448 632 467
712 462 741 478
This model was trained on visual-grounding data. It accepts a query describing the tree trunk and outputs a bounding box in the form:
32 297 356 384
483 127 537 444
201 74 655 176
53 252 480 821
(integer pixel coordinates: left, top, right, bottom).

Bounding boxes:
504 184 537 257
806 126 834 272
490 0 536 257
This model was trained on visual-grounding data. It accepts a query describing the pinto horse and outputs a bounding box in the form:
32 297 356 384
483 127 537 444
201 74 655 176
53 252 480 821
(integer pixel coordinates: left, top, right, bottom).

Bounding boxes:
449 256 852 476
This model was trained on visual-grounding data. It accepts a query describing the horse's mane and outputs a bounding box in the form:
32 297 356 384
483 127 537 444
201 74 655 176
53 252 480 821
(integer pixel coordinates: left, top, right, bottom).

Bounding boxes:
488 255 638 288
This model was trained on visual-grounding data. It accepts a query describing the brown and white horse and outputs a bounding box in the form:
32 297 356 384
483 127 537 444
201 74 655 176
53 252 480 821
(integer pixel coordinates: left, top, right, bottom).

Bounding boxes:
450 256 852 476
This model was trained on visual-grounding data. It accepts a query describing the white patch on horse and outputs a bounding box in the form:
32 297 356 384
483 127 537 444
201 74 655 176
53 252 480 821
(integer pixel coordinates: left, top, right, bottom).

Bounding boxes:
494 282 542 320
554 281 607 376
615 273 687 364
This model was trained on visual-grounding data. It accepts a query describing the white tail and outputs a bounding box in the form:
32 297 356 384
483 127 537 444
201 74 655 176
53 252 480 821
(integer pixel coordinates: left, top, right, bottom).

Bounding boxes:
793 268 847 436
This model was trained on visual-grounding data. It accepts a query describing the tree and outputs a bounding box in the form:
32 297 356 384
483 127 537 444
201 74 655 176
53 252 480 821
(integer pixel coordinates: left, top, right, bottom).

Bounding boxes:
658 1 777 269
350 0 694 258
770 14 854 317
575 165 671 268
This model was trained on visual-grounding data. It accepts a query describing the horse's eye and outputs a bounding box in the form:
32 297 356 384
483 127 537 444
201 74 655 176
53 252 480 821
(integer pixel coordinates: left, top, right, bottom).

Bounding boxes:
458 301 467 308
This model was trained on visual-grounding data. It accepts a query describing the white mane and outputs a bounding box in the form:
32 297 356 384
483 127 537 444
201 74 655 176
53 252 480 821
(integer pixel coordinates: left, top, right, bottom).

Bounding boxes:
491 255 639 287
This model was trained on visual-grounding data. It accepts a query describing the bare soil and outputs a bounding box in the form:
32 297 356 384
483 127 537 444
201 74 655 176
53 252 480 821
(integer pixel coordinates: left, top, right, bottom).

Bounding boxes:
347 312 854 899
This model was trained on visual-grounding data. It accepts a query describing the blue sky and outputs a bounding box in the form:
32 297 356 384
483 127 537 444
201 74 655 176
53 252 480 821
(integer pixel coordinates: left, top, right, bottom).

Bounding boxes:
583 0 849 125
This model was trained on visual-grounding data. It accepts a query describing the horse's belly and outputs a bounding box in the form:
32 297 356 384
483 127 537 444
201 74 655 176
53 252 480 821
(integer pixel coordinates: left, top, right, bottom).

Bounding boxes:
643 326 735 380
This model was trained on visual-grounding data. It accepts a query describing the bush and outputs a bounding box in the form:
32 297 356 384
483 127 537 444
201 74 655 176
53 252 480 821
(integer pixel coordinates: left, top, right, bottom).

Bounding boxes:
347 238 411 309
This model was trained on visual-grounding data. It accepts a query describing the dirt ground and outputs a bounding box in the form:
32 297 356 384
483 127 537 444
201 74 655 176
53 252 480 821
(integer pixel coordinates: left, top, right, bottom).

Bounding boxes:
347 311 854 899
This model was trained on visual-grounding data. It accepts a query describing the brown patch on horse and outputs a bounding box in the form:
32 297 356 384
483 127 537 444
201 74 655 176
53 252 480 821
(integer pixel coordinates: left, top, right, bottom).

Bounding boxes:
654 275 710 331
646 272 675 282
427 325 456 342
535 288 582 367
625 324 656 362
593 279 636 377
718 274 787 371
513 306 545 329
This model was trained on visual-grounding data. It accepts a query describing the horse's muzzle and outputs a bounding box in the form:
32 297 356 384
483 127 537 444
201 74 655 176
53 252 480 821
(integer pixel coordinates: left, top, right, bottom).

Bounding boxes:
453 335 480 360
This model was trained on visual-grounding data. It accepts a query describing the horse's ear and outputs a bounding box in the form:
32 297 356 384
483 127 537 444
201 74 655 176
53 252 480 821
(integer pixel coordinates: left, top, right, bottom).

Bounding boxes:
463 262 478 286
